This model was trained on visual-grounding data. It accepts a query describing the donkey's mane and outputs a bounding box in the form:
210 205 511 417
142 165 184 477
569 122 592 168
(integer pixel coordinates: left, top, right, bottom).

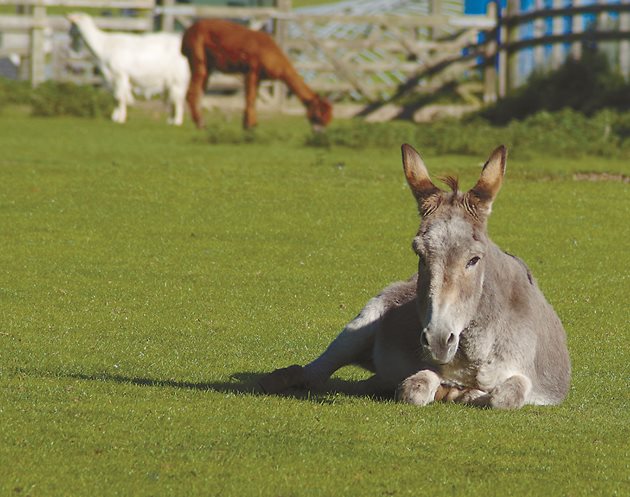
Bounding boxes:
440 175 459 193
434 175 483 222
420 176 460 217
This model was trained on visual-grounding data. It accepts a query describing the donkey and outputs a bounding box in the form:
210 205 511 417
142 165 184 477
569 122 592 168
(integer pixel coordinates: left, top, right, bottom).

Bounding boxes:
260 144 571 409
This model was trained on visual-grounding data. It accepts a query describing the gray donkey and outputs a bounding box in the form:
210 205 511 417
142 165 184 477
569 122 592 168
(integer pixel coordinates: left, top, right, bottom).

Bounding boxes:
260 145 571 409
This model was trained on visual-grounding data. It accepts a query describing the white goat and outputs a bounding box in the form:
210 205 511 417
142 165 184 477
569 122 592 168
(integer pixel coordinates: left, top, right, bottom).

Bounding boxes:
67 13 190 125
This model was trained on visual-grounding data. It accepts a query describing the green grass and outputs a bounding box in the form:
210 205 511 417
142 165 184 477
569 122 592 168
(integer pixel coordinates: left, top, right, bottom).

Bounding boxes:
1 109 628 497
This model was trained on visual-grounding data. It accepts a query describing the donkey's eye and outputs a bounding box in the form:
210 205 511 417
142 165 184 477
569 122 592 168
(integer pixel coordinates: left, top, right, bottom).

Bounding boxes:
466 256 481 268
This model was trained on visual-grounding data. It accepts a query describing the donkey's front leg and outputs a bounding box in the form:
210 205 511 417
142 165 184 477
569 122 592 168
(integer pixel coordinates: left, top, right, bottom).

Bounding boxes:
488 374 532 409
397 370 441 406
260 294 386 394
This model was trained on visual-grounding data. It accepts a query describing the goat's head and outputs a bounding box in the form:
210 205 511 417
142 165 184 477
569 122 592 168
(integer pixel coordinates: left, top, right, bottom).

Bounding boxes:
66 13 94 52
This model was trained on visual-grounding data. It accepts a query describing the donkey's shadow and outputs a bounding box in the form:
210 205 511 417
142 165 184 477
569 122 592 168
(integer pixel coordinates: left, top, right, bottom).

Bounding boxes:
65 371 391 403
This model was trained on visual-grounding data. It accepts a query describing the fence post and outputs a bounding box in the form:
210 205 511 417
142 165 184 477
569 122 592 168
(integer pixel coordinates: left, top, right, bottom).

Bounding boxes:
597 0 609 32
274 0 291 112
498 1 508 97
596 0 612 61
430 0 442 40
30 0 46 86
15 3 29 80
484 1 498 103
571 0 583 60
551 0 564 69
160 0 175 32
506 0 520 90
621 9 630 79
533 0 545 70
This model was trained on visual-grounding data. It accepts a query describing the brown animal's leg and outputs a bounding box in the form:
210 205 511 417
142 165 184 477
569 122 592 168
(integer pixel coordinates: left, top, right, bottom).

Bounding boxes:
186 66 208 129
243 69 259 130
183 35 209 129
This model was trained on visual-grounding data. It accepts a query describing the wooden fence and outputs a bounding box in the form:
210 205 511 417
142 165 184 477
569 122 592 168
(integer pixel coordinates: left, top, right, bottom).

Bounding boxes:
0 0 155 83
498 0 630 96
153 0 497 118
0 0 497 119
0 0 629 121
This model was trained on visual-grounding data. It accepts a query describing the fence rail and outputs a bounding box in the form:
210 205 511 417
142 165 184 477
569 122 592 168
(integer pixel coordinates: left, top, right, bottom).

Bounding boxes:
0 0 154 7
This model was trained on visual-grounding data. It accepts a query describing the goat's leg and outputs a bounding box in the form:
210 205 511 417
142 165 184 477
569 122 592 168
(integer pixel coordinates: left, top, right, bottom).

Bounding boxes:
168 83 186 126
111 73 131 123
243 69 259 130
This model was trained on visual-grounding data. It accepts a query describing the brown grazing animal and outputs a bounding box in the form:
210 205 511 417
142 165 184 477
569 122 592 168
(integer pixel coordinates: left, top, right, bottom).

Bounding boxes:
181 19 333 131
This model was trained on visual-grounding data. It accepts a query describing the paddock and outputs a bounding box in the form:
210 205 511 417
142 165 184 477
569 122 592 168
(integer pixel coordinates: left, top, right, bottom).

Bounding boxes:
0 108 627 495
1 1 628 494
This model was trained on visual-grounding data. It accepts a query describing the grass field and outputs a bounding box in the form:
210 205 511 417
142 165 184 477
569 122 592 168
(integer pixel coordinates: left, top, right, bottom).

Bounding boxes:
1 108 628 496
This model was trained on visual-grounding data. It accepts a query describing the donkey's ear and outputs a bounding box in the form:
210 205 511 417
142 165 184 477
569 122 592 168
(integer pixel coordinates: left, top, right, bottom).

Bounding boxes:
467 145 507 216
401 144 441 214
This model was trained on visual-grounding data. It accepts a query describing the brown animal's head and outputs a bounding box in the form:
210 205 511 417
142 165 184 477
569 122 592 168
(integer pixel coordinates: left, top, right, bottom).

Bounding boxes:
307 95 333 132
401 143 507 365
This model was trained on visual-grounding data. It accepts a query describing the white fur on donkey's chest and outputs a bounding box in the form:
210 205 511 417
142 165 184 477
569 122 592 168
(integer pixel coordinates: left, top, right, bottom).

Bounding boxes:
439 357 516 392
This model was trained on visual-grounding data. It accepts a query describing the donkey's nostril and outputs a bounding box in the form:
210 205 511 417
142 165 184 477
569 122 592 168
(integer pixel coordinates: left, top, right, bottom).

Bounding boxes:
421 331 429 347
447 333 456 345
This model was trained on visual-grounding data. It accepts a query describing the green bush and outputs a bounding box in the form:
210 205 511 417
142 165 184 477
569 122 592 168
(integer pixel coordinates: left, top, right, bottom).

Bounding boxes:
30 81 114 118
506 109 622 158
305 49 630 158
308 109 629 159
0 78 33 108
1 78 115 117
479 50 630 125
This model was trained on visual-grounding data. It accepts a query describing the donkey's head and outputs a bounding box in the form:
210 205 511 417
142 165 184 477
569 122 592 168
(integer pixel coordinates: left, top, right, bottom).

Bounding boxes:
401 144 507 365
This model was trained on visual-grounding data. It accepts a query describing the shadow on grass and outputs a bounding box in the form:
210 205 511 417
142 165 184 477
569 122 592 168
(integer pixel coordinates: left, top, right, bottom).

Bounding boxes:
61 371 392 404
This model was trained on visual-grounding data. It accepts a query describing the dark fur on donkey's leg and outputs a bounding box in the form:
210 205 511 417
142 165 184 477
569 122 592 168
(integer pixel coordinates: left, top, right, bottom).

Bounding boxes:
258 365 305 394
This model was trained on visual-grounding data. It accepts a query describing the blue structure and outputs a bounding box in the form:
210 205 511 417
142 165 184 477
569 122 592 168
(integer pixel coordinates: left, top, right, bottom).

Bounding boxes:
466 0 622 84
465 0 506 14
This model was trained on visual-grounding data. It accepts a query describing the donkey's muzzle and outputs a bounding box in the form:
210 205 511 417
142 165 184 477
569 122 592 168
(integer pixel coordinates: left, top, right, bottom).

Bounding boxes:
422 330 458 364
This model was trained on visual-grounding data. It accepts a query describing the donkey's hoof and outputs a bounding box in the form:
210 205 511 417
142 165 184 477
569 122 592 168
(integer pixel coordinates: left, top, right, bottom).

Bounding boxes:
258 365 305 394
434 384 466 402
396 371 440 406
488 375 530 409
455 388 490 407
